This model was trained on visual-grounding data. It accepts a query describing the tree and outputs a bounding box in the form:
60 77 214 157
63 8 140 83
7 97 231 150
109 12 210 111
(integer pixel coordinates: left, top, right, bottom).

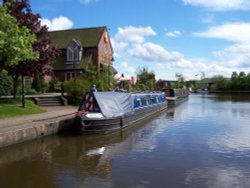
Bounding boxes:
238 72 247 89
136 66 155 91
231 72 238 89
3 0 60 98
246 73 250 90
0 4 38 69
0 70 13 96
212 75 230 90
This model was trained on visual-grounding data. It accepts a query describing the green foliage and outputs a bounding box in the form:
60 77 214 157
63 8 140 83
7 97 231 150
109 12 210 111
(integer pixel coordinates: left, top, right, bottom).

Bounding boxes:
2 0 59 99
0 4 38 67
0 70 13 96
63 78 90 105
213 75 230 90
82 63 114 91
136 66 156 91
82 62 99 84
41 81 49 93
50 78 62 92
31 76 49 93
98 65 114 91
17 86 37 95
212 72 250 91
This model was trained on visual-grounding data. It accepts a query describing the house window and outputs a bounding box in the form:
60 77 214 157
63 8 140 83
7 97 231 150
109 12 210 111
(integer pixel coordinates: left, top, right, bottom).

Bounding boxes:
66 40 82 64
67 47 74 62
65 72 75 80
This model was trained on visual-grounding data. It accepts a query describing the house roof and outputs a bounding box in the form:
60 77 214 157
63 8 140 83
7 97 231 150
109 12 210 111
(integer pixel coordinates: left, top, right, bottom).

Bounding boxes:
53 53 93 70
49 26 107 49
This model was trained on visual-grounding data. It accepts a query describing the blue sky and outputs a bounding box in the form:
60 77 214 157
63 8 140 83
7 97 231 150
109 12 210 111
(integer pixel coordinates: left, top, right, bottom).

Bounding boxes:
30 0 250 80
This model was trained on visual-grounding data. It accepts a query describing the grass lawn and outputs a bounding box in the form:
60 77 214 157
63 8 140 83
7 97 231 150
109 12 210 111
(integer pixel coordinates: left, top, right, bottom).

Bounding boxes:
0 98 46 119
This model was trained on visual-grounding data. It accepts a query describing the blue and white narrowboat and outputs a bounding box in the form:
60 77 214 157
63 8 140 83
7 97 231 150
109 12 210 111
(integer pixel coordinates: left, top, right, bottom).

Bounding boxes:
74 91 168 133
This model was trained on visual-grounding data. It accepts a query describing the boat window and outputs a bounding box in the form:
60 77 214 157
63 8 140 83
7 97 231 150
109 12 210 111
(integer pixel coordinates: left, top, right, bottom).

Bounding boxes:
151 96 156 104
145 96 149 105
150 96 154 104
156 96 159 103
137 97 142 107
133 96 139 108
141 96 147 106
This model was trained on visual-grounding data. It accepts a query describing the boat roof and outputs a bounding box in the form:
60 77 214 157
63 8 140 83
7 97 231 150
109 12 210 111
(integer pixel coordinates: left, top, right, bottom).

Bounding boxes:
93 92 132 118
93 92 165 117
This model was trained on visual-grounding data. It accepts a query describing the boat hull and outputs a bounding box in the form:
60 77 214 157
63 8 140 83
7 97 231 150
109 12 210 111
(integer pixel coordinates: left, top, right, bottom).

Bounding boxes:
166 95 188 106
74 102 167 134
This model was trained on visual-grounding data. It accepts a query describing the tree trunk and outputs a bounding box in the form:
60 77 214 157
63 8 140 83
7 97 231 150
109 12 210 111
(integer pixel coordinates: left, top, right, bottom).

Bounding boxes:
12 74 19 99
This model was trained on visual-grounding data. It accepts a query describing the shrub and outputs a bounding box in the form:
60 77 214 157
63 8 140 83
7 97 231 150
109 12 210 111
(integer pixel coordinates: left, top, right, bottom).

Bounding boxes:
0 70 13 96
63 78 90 105
17 86 38 95
49 78 62 92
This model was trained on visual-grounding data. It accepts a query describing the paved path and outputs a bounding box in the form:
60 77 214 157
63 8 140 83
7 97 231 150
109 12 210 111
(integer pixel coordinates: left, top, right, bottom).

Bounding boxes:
0 106 77 133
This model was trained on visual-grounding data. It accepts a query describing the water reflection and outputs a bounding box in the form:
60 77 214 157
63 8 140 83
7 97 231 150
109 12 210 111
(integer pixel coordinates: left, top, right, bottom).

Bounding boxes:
0 113 167 188
185 167 250 188
1 94 250 187
208 126 250 156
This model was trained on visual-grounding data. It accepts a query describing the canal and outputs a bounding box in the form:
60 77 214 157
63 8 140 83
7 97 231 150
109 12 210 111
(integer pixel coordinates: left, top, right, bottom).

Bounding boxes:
0 94 250 188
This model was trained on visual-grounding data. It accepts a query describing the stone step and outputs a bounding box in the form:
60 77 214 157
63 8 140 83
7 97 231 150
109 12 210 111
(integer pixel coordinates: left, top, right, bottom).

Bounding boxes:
34 96 67 106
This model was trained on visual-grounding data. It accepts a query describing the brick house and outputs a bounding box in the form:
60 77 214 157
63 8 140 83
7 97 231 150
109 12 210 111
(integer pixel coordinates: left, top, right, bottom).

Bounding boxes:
49 26 117 81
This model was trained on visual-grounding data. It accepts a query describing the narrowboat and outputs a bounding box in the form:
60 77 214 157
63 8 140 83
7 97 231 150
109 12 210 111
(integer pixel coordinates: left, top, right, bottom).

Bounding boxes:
162 87 189 106
74 91 167 133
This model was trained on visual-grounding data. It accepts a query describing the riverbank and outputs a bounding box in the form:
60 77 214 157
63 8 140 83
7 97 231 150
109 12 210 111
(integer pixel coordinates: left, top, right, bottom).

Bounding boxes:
0 106 76 148
210 90 250 93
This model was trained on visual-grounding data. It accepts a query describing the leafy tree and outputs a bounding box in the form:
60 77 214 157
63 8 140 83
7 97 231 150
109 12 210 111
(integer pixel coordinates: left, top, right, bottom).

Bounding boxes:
0 4 38 69
212 75 231 90
81 63 114 91
246 73 250 90
231 72 238 89
98 65 115 91
0 70 13 96
136 66 155 91
3 0 60 98
238 72 247 89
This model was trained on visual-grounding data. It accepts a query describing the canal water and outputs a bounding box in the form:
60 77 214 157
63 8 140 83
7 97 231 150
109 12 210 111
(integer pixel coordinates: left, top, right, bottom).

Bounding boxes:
0 94 250 188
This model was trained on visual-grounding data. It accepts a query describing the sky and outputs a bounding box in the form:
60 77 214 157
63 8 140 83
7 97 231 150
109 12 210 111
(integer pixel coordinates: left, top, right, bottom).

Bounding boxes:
29 0 250 81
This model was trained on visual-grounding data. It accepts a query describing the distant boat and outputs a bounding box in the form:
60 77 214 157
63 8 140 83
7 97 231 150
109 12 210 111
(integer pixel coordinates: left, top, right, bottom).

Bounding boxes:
74 91 168 133
195 88 209 94
162 87 189 106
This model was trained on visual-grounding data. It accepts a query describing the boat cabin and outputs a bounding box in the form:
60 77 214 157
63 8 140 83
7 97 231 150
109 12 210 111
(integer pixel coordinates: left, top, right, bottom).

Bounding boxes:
78 92 166 114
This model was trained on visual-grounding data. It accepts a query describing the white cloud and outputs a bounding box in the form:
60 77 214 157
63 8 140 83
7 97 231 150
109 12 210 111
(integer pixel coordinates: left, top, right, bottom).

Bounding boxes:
193 22 250 43
213 43 250 68
113 26 156 44
194 22 250 70
166 30 182 38
112 26 205 80
112 25 249 81
110 38 128 58
41 16 73 31
80 0 96 4
182 0 250 11
128 42 183 63
121 62 136 76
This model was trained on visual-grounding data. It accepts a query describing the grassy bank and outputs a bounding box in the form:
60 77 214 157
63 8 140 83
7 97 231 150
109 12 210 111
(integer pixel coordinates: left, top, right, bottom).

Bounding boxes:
0 98 46 119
